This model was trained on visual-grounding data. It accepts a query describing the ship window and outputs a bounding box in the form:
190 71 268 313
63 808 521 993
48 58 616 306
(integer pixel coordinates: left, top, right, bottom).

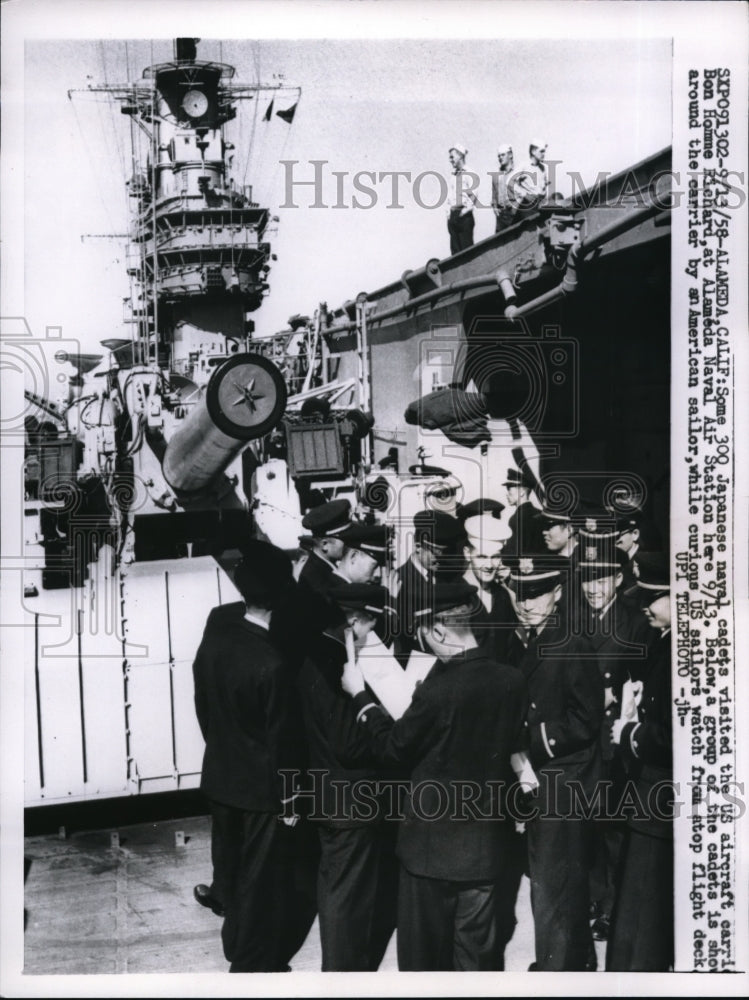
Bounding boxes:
419 348 454 395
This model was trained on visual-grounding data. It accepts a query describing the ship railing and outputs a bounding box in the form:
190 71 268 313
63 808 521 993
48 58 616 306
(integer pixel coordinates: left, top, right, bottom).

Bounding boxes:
285 378 357 411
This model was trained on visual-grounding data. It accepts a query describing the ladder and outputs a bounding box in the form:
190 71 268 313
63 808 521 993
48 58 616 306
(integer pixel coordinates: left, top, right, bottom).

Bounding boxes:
301 309 321 395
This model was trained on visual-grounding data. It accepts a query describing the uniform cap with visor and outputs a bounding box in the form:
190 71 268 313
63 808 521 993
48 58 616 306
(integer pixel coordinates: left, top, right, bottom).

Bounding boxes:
628 551 670 606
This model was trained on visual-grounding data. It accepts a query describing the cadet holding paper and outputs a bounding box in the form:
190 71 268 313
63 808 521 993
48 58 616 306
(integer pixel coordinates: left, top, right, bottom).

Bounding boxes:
296 577 397 972
341 579 529 972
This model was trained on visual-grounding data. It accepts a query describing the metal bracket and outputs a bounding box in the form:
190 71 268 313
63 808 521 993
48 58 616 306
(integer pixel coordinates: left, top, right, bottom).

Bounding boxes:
401 259 443 299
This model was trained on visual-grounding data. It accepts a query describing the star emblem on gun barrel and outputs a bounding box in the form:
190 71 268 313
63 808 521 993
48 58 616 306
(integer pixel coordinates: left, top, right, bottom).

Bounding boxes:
231 376 264 413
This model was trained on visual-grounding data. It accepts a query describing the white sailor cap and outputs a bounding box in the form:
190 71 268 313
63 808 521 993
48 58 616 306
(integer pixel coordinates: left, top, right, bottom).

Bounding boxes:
464 512 513 550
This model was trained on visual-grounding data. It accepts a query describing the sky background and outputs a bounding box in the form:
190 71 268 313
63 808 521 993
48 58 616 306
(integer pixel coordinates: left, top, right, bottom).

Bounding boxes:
21 33 671 355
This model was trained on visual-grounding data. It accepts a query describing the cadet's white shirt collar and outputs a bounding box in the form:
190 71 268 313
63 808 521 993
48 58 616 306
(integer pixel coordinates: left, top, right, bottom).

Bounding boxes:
516 619 550 645
597 595 617 621
243 611 270 631
411 552 431 581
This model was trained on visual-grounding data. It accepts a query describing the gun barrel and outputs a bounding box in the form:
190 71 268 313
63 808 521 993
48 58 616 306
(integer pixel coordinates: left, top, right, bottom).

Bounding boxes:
162 353 286 495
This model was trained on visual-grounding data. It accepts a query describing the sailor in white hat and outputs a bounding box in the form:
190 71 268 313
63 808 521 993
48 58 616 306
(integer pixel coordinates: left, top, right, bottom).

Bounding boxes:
529 138 548 160
460 501 512 598
515 137 551 210
458 500 517 661
447 143 477 255
492 143 518 232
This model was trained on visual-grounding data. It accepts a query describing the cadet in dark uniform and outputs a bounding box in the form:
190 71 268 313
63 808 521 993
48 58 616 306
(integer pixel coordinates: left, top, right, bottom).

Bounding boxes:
297 498 352 593
192 541 303 972
391 509 464 666
607 553 674 971
457 499 517 663
612 510 642 594
296 582 396 971
530 506 582 641
332 522 390 585
504 551 604 971
535 508 579 563
502 467 545 554
576 520 652 941
290 499 354 643
192 546 302 918
342 579 529 971
295 520 389 645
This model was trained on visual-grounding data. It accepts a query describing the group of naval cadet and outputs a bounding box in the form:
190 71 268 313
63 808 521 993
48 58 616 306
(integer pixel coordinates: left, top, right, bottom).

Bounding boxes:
190 460 673 974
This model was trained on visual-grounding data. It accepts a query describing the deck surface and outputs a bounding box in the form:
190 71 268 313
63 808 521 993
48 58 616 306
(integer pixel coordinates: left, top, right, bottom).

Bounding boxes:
23 812 605 978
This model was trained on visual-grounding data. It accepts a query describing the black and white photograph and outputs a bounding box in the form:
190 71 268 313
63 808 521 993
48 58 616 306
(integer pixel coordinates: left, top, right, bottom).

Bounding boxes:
1 1 747 996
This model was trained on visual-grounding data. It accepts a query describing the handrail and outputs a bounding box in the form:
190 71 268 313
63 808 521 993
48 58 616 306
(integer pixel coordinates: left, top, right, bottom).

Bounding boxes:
321 200 667 334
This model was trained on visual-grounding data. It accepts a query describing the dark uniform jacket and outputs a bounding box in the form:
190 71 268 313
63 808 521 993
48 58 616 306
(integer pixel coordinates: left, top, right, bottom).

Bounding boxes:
201 588 309 673
298 549 337 594
299 563 348 628
464 573 518 665
617 629 672 837
506 620 604 804
394 555 434 624
193 614 303 812
297 626 385 828
583 595 652 759
203 600 244 632
507 500 545 554
351 648 528 882
390 556 435 666
391 556 463 666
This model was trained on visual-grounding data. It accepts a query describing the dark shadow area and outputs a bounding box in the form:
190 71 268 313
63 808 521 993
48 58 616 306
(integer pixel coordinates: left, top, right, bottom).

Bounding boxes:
25 789 209 837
